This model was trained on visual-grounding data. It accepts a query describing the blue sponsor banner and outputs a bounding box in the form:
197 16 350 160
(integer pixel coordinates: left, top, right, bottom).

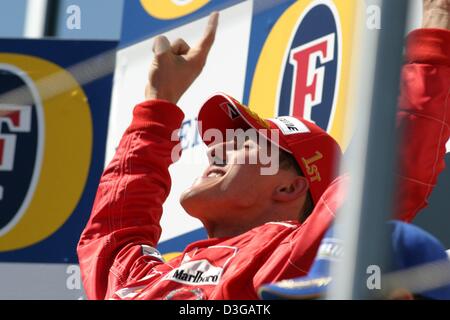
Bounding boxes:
120 0 245 48
0 39 117 263
245 0 356 146
244 0 341 132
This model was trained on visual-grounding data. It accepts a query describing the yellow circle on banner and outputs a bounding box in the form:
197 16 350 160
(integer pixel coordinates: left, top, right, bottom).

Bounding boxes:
0 53 92 251
248 0 360 151
140 0 210 20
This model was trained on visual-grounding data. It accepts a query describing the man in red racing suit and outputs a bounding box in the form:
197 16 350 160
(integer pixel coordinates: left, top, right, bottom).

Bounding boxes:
78 4 450 300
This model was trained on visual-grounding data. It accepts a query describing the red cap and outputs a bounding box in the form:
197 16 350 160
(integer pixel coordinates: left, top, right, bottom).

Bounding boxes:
197 93 342 205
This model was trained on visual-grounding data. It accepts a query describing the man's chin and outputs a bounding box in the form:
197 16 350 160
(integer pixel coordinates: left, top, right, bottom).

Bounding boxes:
180 187 202 216
180 185 218 218
181 177 219 202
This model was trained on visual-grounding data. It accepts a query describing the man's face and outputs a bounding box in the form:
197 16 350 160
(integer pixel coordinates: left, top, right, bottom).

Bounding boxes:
180 133 292 222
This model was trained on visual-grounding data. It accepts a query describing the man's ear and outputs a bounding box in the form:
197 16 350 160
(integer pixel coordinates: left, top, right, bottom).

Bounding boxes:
272 176 309 202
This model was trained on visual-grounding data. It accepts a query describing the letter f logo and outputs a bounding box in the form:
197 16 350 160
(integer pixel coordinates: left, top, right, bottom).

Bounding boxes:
0 105 32 200
289 33 335 123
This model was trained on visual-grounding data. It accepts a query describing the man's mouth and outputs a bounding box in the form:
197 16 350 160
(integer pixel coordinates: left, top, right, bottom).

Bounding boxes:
204 167 227 178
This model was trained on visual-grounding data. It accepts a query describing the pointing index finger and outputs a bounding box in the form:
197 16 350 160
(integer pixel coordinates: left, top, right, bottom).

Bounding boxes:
196 12 219 56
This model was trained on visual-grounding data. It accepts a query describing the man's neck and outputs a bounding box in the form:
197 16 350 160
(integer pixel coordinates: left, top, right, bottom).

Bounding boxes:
201 209 300 239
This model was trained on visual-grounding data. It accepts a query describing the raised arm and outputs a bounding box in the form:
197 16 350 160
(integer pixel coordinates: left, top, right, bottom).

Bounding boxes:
394 1 450 222
77 13 219 300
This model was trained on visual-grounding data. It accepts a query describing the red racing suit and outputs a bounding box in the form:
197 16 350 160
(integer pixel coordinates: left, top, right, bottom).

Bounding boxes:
77 29 450 300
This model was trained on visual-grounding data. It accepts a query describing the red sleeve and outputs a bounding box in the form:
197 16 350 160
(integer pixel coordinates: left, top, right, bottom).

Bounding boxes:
77 100 184 300
395 28 450 222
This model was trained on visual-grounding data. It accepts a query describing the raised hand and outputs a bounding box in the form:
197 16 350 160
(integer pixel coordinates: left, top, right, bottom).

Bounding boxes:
145 12 219 104
423 0 450 29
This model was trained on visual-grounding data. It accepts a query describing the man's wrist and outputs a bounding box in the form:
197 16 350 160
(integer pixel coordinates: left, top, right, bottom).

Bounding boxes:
146 93 177 104
145 85 178 105
423 9 450 30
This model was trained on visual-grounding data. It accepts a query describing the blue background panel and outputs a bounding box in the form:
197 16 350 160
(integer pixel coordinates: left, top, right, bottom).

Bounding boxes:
0 39 117 263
